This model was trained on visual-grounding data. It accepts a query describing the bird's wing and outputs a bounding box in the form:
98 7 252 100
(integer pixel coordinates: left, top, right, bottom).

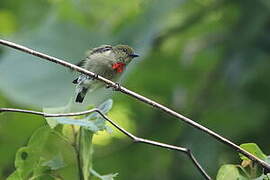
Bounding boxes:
90 45 113 55
75 59 85 67
75 45 113 67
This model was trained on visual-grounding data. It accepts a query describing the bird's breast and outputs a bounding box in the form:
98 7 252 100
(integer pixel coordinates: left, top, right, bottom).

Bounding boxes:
83 51 118 80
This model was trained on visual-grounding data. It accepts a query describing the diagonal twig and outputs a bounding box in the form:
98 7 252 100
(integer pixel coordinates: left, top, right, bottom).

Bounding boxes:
0 39 269 171
0 107 211 180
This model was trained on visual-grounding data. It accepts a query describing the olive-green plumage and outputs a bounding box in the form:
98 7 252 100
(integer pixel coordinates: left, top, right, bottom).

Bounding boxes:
73 44 139 103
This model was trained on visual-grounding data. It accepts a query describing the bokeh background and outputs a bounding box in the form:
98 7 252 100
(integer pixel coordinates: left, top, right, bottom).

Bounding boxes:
0 0 270 179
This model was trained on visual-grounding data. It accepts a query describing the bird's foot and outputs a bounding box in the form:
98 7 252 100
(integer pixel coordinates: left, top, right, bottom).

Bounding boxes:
113 83 121 91
106 83 121 91
91 74 99 80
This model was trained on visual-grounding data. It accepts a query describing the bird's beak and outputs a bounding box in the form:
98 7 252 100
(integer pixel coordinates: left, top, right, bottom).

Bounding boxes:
130 54 140 58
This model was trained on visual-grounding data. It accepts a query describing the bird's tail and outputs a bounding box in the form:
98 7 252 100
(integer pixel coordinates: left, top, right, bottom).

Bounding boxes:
75 87 88 103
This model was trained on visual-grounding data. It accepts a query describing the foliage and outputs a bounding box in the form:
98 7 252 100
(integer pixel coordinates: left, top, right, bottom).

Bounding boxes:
6 99 115 180
217 143 270 180
7 126 79 180
1 0 270 179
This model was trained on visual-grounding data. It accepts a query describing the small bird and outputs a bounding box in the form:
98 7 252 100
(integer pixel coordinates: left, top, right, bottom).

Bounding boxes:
73 44 139 103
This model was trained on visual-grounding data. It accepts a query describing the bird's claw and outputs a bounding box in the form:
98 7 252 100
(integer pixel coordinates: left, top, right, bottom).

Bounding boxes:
91 74 99 80
106 83 121 91
114 83 121 91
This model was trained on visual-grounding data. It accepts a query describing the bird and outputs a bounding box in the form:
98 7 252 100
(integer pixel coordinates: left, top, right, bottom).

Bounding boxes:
72 44 139 103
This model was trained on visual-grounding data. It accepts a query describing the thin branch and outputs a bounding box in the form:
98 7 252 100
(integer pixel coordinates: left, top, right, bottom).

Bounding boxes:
0 108 211 180
0 39 269 171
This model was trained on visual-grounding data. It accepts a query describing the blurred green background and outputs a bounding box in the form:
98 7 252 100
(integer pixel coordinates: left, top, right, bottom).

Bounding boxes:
0 0 270 179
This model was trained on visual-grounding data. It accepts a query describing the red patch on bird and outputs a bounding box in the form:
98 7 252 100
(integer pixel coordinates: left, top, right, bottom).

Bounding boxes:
112 62 126 73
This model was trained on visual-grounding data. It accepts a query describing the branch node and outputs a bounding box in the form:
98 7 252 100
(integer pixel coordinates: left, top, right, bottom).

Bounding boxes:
132 137 140 143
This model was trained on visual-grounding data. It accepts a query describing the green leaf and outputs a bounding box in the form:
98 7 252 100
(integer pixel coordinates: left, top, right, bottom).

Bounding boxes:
79 128 94 180
90 169 118 180
44 99 113 133
98 99 113 114
52 117 101 132
30 174 55 180
45 115 109 133
7 126 79 180
254 172 270 180
6 171 21 180
239 143 267 160
86 99 113 120
216 164 248 180
42 154 66 170
43 105 70 128
76 99 113 180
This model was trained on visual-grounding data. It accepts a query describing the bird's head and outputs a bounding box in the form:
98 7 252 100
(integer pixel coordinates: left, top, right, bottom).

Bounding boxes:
113 45 139 64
